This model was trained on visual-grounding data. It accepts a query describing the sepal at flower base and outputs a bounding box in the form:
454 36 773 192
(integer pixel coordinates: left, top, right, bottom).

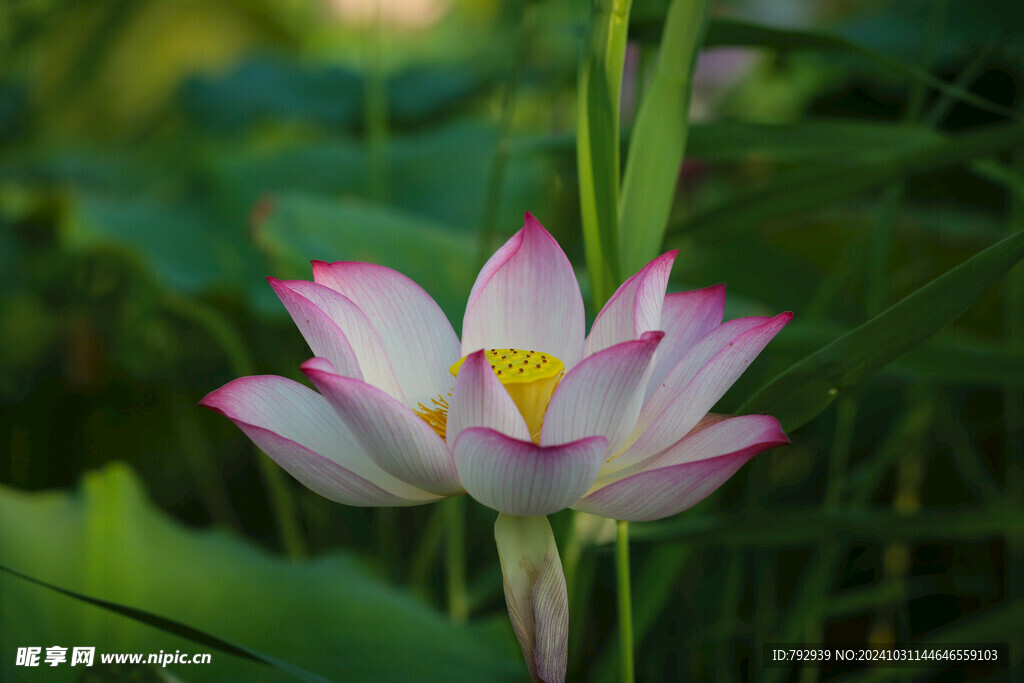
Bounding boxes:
494 514 568 683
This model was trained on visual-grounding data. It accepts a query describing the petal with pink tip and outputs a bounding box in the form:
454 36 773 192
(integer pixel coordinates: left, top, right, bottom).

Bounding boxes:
600 414 787 482
199 376 439 506
540 331 663 455
644 285 726 401
573 419 788 521
447 350 530 445
461 213 586 369
609 313 792 473
303 359 461 496
312 261 460 405
494 514 568 683
269 278 404 402
584 251 677 357
453 428 606 516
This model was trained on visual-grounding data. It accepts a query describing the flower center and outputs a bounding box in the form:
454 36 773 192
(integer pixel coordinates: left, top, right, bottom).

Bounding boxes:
415 349 564 443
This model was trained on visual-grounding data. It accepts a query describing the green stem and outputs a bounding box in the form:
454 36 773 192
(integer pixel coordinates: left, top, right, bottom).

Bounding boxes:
615 519 634 683
444 496 469 622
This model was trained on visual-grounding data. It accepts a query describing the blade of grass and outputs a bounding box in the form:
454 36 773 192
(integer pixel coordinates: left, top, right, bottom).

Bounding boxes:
618 0 710 275
577 0 632 308
0 562 331 683
738 225 1024 433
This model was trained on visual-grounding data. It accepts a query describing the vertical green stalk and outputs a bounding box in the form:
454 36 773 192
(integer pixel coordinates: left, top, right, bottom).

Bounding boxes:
477 0 529 267
445 496 469 622
615 520 634 683
618 0 711 276
366 5 389 202
577 0 632 309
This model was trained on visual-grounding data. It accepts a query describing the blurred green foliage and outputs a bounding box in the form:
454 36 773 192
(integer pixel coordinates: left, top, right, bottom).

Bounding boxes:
1 0 1023 680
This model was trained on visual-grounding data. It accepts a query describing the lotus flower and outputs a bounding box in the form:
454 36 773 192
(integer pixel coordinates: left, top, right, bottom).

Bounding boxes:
200 213 791 682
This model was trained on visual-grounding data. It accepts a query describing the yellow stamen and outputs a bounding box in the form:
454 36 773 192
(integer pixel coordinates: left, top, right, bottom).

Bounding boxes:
414 394 450 440
450 348 564 443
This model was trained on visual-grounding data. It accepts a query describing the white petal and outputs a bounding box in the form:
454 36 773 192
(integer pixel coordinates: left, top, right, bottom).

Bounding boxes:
584 250 676 357
608 313 791 474
575 416 788 521
644 285 726 401
270 278 404 401
461 213 586 369
540 331 663 455
446 349 530 445
312 261 460 405
453 428 606 516
200 376 439 505
303 359 461 496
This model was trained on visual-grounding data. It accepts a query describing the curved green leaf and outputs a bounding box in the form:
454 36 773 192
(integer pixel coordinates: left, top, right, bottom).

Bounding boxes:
739 227 1024 431
0 563 328 682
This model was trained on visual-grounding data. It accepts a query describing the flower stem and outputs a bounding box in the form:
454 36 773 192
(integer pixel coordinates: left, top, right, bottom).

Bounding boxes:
444 496 469 622
615 519 634 683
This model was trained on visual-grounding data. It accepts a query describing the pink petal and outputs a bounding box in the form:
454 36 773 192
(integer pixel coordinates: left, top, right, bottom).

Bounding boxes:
644 284 726 401
303 359 461 496
494 514 567 683
446 350 530 445
452 427 606 516
461 213 586 369
540 331 663 455
574 417 788 521
200 376 439 506
269 278 404 402
312 261 460 405
584 250 677 357
604 414 787 481
610 313 791 474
